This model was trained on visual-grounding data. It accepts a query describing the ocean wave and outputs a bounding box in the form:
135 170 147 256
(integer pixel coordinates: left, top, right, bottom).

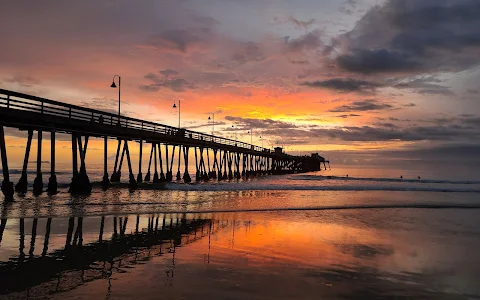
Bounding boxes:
159 183 480 193
1 169 71 175
49 181 480 193
294 174 480 185
55 203 480 213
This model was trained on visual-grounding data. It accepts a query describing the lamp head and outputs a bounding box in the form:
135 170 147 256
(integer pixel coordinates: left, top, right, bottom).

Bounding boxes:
110 81 117 88
208 116 211 120
173 103 177 108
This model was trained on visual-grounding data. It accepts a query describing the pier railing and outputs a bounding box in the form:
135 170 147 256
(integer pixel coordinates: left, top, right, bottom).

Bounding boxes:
0 89 272 154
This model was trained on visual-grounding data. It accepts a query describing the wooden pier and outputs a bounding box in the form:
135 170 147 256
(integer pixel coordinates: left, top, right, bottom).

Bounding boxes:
0 89 330 201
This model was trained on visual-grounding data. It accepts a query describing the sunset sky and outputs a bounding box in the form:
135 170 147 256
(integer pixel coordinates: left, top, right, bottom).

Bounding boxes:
2 0 480 163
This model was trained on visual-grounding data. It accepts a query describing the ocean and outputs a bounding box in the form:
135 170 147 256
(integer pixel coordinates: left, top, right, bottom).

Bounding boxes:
0 163 479 299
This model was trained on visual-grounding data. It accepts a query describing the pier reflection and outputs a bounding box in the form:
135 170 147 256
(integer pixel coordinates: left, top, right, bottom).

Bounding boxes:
0 214 220 297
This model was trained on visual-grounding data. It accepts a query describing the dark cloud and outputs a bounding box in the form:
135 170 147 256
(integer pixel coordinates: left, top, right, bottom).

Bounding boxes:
263 124 479 143
394 77 454 95
145 28 213 53
336 49 420 74
224 116 296 130
185 121 227 130
190 15 220 27
287 17 316 29
232 42 265 65
335 114 361 119
139 78 193 92
139 70 194 92
159 69 179 78
329 99 393 113
339 0 359 15
301 78 380 93
286 30 323 53
337 0 480 74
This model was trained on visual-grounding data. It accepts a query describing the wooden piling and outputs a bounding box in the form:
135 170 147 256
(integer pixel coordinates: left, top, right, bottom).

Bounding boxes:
158 144 166 182
183 146 191 183
102 136 110 188
176 145 182 181
111 139 121 182
33 131 43 195
153 143 160 183
137 140 143 184
47 131 57 194
144 144 154 182
15 129 33 193
124 141 138 189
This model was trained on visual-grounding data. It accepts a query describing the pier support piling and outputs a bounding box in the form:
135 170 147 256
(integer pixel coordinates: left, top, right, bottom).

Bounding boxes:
158 144 166 182
153 143 160 183
47 130 58 194
176 145 182 181
124 141 138 190
183 146 191 183
33 130 43 195
15 129 33 193
144 144 154 182
0 126 14 201
101 136 110 189
111 139 121 182
137 140 143 184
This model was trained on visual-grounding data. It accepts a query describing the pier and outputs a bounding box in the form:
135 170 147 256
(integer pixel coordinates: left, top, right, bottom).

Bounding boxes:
0 89 330 201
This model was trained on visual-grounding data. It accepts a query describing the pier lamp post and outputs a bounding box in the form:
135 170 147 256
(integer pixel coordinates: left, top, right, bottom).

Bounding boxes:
232 125 237 144
247 129 253 145
260 136 263 149
173 99 181 129
208 113 215 136
110 75 121 124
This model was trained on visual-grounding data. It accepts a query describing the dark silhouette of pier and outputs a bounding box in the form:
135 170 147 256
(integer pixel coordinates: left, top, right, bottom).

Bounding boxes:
0 89 330 200
0 215 224 297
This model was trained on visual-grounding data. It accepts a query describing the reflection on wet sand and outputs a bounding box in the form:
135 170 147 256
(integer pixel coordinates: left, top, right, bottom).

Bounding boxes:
0 210 479 299
0 215 218 298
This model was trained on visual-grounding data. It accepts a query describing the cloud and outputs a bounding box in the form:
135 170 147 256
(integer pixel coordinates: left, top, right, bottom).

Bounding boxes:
139 71 194 92
286 30 323 54
329 99 393 112
335 114 361 118
145 28 213 53
4 75 40 87
232 41 265 65
336 49 421 74
336 0 480 74
287 17 316 29
159 69 179 78
394 76 454 95
301 78 380 93
263 124 480 143
224 116 297 130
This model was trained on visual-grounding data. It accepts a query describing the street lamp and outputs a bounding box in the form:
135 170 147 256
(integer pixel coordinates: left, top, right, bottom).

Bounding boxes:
173 99 180 129
110 75 121 124
247 129 253 145
208 113 215 136
232 125 237 144
260 136 263 148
